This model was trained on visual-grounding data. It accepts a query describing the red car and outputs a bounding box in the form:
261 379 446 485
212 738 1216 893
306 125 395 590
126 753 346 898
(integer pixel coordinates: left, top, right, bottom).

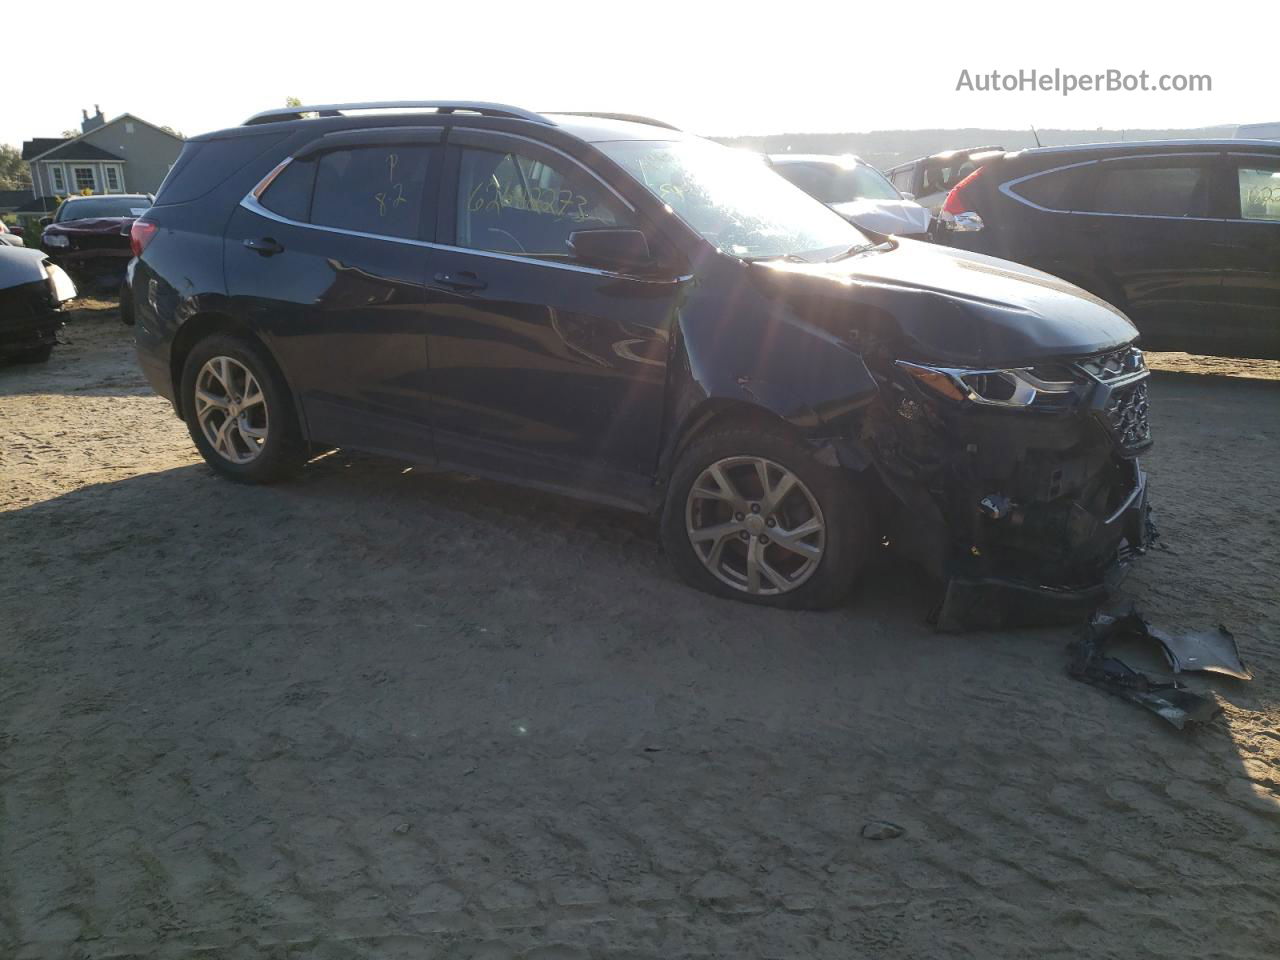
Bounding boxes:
39 194 152 291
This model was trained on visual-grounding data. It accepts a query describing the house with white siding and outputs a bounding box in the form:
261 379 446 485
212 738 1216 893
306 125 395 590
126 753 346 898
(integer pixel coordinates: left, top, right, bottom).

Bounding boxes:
21 106 184 204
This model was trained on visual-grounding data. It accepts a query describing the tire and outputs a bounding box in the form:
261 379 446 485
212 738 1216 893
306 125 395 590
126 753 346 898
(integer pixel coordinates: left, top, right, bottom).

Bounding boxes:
13 343 54 364
119 280 134 326
179 333 306 483
661 423 872 609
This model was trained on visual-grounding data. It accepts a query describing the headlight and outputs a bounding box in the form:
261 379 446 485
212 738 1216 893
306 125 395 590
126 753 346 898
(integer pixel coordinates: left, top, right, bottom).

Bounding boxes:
44 234 70 248
897 360 1076 408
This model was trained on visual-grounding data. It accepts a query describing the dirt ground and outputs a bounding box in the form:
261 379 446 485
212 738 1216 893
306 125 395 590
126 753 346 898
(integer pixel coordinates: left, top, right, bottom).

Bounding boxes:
2 299 1278 959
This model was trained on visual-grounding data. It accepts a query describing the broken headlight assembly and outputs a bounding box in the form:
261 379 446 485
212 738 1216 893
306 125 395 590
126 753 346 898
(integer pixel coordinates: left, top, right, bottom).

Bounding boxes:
895 360 1077 408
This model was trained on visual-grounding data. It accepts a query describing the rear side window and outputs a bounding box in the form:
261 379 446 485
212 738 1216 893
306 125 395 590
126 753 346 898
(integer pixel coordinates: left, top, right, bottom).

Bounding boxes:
310 146 435 239
260 158 315 222
1087 162 1211 217
1006 165 1085 211
154 132 287 205
1236 162 1280 221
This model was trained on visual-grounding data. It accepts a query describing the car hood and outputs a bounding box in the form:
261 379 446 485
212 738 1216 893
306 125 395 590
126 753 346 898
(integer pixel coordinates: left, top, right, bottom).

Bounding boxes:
828 198 932 236
44 217 135 236
752 239 1139 366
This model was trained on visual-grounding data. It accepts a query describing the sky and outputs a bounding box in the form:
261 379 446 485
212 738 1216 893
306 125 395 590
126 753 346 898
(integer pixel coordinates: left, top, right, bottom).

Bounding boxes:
3 0 1273 149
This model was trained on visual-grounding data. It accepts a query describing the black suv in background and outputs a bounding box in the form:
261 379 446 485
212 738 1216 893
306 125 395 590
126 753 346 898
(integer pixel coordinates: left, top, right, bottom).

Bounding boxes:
129 101 1153 626
934 140 1280 359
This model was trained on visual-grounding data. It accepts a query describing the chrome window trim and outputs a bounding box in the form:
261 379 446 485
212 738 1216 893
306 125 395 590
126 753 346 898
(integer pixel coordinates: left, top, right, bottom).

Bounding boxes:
448 126 638 215
240 133 687 281
1067 211 1226 223
240 190 684 284
998 159 1097 213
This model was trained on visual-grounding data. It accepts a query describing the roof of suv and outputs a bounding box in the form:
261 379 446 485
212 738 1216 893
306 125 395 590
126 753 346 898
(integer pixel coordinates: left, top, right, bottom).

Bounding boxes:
202 102 685 146
768 154 872 167
63 193 152 201
1005 137 1280 159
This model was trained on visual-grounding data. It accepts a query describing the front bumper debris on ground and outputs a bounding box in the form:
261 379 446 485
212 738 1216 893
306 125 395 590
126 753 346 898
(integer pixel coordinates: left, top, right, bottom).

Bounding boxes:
1067 609 1252 730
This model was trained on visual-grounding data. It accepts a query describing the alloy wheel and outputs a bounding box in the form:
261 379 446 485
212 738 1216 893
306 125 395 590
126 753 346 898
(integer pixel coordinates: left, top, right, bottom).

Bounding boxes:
685 456 826 596
194 356 269 464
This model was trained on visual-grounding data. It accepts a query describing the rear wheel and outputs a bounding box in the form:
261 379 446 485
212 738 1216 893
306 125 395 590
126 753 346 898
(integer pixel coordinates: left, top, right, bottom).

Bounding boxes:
661 424 871 609
179 334 306 483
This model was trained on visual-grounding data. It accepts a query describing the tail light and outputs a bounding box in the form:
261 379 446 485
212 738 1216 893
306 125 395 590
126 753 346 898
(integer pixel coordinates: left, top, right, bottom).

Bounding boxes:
942 167 985 215
130 219 158 257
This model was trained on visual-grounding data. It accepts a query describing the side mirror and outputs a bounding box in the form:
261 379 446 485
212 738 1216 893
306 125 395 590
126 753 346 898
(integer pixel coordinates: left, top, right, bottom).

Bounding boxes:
567 228 653 271
39 216 53 227
900 192 916 201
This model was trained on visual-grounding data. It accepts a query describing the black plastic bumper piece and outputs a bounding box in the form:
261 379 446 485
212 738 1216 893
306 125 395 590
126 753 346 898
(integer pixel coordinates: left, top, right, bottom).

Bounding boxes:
934 465 1150 631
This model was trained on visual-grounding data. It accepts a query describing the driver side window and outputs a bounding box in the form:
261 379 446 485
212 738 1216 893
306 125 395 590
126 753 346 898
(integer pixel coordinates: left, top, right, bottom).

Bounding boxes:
455 146 632 261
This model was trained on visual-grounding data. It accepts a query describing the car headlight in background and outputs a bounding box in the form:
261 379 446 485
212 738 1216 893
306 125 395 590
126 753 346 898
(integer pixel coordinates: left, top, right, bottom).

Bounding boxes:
896 360 1076 408
43 234 70 248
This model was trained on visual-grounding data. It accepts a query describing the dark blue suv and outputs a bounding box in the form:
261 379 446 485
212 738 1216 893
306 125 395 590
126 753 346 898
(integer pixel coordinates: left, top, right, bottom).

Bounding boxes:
129 101 1152 626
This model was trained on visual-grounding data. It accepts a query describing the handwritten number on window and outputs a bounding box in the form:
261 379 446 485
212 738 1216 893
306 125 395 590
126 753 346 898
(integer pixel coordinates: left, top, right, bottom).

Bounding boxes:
374 153 408 218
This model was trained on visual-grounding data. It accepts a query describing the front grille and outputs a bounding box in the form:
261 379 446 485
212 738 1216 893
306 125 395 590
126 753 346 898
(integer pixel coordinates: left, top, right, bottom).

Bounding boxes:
67 234 128 252
1103 380 1151 449
1078 345 1145 382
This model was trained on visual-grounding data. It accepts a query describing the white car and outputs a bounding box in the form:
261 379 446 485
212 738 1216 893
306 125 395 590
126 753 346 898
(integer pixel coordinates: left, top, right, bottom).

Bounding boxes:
768 154 933 239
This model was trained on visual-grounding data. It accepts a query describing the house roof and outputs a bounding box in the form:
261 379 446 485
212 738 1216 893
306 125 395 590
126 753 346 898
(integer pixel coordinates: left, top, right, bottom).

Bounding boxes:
22 138 67 160
39 141 123 161
22 113 183 164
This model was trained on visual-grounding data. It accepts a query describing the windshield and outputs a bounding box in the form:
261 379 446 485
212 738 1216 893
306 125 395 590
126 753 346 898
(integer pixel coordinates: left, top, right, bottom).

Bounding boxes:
775 161 902 204
55 197 150 222
598 139 867 261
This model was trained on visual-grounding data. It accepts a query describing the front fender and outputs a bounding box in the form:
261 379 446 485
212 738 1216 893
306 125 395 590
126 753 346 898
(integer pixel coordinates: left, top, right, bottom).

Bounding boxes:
659 280 880 475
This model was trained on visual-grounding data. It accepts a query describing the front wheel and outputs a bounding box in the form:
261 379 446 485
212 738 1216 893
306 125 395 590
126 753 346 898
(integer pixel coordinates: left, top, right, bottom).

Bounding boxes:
661 424 871 609
179 334 306 483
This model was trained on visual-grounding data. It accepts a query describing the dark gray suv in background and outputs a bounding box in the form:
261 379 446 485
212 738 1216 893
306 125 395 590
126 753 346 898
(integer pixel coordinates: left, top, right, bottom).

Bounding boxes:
934 139 1280 359
127 101 1153 626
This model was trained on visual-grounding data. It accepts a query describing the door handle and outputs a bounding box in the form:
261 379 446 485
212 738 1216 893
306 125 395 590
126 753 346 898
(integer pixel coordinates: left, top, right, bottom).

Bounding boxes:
433 270 486 291
244 237 284 256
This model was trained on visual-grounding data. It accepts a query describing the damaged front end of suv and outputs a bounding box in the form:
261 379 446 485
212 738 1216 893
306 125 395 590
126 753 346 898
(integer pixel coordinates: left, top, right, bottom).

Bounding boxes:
726 242 1155 628
873 345 1152 629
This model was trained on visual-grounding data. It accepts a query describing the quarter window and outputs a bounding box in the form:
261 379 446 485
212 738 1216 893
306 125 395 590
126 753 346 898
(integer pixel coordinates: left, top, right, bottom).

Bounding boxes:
455 147 629 259
1007 166 1085 211
309 146 435 239
1088 162 1210 218
1237 164 1280 221
261 158 316 222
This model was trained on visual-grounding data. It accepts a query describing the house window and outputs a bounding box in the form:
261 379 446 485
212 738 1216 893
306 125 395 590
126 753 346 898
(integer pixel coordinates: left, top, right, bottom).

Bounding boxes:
50 165 67 193
105 167 122 192
73 166 96 193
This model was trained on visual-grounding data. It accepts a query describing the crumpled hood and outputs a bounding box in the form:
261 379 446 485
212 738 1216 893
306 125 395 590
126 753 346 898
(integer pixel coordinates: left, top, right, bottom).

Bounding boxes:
43 216 134 237
754 238 1139 366
828 198 932 237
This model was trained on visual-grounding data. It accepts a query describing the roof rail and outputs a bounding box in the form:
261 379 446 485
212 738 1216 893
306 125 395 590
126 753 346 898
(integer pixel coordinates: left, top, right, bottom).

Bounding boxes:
548 111 681 131
243 101 552 127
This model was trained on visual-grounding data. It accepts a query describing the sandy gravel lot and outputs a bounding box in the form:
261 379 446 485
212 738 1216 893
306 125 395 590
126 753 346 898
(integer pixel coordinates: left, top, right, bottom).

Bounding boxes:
2 300 1278 959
